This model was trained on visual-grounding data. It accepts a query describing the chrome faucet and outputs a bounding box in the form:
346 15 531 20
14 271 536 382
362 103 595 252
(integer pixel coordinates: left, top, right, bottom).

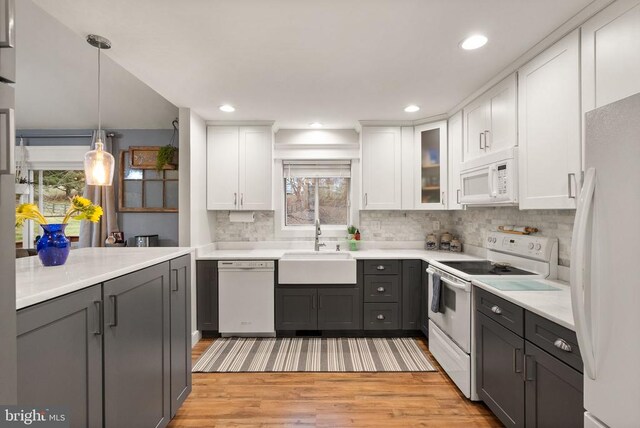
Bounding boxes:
314 219 326 251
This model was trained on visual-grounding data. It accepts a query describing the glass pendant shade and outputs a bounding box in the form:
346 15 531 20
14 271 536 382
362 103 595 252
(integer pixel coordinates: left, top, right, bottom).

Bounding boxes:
84 138 115 186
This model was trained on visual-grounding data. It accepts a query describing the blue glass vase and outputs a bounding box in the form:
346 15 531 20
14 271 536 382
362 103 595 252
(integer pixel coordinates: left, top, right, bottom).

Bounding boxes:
37 224 70 267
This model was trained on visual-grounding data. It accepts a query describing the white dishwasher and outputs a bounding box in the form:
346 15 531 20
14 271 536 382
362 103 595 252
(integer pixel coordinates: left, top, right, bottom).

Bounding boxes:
218 260 275 337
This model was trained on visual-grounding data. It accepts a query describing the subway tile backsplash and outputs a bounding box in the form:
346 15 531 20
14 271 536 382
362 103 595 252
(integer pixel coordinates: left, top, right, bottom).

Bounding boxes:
213 208 575 267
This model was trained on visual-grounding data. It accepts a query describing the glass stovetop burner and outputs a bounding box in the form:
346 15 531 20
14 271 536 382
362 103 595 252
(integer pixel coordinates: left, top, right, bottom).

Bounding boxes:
438 260 537 276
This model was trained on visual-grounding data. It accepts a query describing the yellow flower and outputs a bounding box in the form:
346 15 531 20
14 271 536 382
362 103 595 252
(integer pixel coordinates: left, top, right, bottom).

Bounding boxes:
15 203 47 225
71 195 91 209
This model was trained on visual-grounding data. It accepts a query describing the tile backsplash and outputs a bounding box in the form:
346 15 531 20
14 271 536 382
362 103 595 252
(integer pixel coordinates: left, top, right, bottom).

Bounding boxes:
212 207 575 267
450 207 575 267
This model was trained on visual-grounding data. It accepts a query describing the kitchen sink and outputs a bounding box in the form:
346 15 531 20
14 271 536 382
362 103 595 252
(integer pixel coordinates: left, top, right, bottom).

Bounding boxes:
278 251 357 284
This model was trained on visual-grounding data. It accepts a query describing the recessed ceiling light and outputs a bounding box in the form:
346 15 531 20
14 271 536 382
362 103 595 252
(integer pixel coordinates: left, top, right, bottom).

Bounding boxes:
219 104 235 112
404 105 420 113
460 34 488 50
309 122 323 128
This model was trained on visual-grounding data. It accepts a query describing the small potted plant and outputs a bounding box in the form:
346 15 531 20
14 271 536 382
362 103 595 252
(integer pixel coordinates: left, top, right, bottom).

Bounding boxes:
347 225 357 240
16 196 103 267
15 176 34 196
155 145 178 171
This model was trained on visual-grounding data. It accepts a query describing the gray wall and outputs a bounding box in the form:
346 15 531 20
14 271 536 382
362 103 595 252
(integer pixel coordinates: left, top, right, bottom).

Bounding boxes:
18 129 179 247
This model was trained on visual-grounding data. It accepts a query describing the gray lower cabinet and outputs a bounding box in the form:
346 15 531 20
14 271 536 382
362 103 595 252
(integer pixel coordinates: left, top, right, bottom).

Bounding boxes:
476 312 526 427
196 260 218 331
402 260 421 330
276 287 318 330
524 342 583 428
103 262 171 428
317 287 361 330
277 286 361 331
420 261 429 337
476 287 584 427
17 285 103 428
169 255 192 417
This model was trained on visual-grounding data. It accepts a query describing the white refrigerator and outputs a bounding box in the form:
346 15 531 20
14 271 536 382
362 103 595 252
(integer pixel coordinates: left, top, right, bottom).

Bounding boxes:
571 92 640 427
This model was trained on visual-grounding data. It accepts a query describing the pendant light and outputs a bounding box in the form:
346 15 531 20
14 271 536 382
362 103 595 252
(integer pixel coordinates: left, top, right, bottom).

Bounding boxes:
84 34 115 186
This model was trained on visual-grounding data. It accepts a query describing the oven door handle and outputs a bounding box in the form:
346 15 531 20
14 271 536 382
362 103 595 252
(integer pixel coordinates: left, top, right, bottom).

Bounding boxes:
427 268 471 292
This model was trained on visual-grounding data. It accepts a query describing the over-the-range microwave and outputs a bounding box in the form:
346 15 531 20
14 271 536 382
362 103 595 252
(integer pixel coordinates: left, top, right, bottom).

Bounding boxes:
459 147 518 205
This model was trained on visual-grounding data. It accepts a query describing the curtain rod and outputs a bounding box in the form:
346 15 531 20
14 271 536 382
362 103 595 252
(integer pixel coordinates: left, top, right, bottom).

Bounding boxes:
16 132 115 139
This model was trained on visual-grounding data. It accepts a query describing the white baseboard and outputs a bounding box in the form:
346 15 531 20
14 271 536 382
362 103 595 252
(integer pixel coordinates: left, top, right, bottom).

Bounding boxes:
191 330 202 348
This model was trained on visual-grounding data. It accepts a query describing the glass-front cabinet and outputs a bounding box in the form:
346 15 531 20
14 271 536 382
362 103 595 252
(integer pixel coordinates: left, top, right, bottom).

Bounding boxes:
414 121 448 209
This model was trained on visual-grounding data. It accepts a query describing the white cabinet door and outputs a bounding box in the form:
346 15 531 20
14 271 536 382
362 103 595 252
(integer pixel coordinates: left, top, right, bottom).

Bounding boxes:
206 126 239 210
486 73 518 153
463 97 488 162
400 126 415 210
518 30 581 210
239 126 272 210
582 0 640 113
463 74 517 162
448 111 464 210
414 121 448 210
361 127 402 210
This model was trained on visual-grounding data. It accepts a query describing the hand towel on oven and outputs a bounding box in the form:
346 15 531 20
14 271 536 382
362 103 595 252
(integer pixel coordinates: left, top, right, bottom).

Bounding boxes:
431 272 444 313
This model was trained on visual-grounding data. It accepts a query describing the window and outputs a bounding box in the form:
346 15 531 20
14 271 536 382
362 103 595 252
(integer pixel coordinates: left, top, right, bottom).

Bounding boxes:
16 170 86 247
283 161 351 227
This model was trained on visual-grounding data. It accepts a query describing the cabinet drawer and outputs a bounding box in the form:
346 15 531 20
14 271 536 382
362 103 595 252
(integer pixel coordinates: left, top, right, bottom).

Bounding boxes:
363 303 400 330
475 287 524 336
363 275 400 302
363 260 399 275
525 311 582 373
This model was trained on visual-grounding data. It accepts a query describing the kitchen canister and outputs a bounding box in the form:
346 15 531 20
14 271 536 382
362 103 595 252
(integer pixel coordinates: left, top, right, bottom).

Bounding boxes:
440 231 452 251
425 233 438 251
450 237 462 252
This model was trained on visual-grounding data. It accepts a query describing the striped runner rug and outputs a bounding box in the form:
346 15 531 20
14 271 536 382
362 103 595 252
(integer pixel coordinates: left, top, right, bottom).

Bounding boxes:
192 337 436 372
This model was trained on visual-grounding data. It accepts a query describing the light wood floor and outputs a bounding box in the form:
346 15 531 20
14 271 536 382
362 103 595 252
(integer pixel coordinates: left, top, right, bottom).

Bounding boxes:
168 337 501 427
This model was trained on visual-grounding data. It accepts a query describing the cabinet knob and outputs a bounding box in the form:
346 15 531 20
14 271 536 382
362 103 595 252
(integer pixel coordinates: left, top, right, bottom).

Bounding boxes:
376 286 385 292
376 265 385 271
491 305 502 315
376 314 385 320
553 338 572 352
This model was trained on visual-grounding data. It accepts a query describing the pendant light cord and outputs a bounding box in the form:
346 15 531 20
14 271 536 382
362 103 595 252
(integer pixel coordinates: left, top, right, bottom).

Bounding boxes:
97 45 102 136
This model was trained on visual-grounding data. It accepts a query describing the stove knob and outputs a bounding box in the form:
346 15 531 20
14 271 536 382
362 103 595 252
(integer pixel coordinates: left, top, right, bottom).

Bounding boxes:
487 237 492 243
493 237 497 243
528 243 535 250
535 243 542 251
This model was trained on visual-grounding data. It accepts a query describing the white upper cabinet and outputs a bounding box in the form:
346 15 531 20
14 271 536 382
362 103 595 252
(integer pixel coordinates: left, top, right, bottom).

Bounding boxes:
447 111 464 210
361 126 402 210
582 0 640 113
207 125 272 210
414 121 448 210
463 74 517 162
518 30 581 210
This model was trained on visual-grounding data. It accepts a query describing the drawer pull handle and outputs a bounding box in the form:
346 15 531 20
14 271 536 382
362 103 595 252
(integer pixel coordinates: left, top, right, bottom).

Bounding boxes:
376 314 385 320
376 265 385 271
491 305 502 315
554 338 572 352
377 287 385 292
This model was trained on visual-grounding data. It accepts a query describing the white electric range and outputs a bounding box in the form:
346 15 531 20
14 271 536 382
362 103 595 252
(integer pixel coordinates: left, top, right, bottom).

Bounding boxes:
426 231 558 400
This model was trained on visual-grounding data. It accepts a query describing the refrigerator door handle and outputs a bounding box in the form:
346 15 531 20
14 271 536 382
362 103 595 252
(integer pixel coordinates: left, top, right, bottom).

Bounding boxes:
570 167 597 380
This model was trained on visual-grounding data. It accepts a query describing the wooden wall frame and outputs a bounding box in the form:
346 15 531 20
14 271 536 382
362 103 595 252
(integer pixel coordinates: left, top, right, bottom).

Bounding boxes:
118 150 178 213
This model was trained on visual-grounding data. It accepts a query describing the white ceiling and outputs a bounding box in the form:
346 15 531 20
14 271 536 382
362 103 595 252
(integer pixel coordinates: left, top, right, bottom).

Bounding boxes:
17 0 178 129
32 0 596 129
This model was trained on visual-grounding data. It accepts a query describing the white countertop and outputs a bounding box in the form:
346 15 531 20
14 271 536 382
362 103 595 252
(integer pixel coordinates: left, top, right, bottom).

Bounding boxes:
472 277 574 331
16 247 193 310
196 247 481 263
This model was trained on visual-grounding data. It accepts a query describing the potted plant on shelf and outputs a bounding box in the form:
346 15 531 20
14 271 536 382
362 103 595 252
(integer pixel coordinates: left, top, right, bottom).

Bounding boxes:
155 145 178 171
16 196 103 267
347 225 357 240
347 225 360 251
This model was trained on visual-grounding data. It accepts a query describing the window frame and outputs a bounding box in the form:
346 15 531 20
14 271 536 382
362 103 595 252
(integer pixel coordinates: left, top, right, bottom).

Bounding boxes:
274 159 360 239
16 146 87 249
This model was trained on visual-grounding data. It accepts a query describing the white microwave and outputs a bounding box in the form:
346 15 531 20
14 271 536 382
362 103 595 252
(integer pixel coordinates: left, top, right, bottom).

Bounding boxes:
459 149 518 205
